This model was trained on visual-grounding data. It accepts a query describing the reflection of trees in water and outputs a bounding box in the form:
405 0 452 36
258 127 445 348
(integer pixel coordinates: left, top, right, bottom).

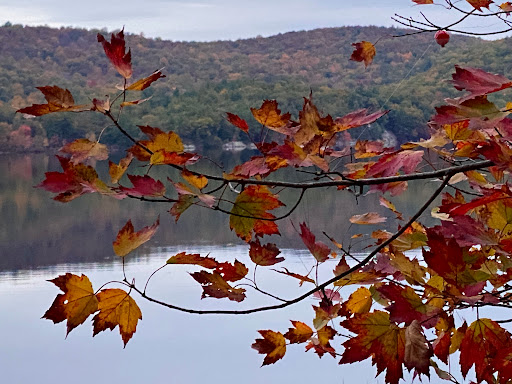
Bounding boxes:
0 153 440 271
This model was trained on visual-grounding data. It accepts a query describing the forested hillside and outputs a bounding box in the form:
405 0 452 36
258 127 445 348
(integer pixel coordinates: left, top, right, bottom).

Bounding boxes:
0 23 509 151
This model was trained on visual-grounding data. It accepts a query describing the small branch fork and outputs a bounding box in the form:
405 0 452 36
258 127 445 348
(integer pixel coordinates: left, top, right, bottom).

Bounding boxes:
392 0 512 37
127 173 454 315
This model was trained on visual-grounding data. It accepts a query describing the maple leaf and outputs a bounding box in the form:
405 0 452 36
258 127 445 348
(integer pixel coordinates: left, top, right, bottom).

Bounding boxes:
112 217 160 257
433 96 508 129
226 156 273 179
460 318 511 383
97 29 132 79
272 268 315 286
128 126 184 162
126 69 165 91
299 222 331 262
284 321 314 344
249 240 284 266
166 252 218 269
500 1 512 14
379 196 404 220
109 153 134 184
343 287 373 315
181 169 208 190
229 185 283 242
17 86 89 116
423 228 489 293
118 175 166 197
465 0 493 11
349 212 387 225
294 95 337 146
340 311 406 384
190 270 246 302
93 288 142 347
250 100 291 132
404 320 432 378
214 260 249 282
412 0 434 3
37 156 111 202
252 330 286 366
335 109 388 132
170 194 195 222
59 139 109 164
366 150 424 178
120 97 151 108
451 66 512 103
378 284 442 326
313 301 341 330
350 41 376 67
42 273 98 335
268 140 329 171
226 112 249 133
306 325 337 358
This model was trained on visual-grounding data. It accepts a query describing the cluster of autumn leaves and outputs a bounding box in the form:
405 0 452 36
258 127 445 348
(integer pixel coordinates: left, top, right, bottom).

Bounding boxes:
16 25 512 384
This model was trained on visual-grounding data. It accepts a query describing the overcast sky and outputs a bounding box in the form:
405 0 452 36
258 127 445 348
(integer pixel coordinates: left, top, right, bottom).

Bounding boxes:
0 0 507 41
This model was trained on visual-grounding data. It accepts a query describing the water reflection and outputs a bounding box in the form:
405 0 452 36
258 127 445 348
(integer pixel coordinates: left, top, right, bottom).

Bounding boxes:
0 153 441 272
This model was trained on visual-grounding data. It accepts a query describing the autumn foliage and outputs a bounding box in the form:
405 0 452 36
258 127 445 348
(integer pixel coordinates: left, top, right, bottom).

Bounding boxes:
17 4 512 383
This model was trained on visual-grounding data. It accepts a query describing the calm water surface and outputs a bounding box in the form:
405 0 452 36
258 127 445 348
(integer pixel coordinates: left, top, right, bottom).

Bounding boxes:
0 153 443 383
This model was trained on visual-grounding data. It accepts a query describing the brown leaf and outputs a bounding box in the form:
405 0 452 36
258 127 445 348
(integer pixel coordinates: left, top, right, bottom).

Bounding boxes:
190 271 246 302
166 252 218 269
404 320 432 377
249 240 284 266
17 86 89 116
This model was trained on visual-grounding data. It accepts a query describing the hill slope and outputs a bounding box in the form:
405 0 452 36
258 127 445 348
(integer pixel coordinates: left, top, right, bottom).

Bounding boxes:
0 23 508 150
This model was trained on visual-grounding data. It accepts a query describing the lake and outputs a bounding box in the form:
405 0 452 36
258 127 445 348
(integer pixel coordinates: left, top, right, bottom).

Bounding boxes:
0 153 442 384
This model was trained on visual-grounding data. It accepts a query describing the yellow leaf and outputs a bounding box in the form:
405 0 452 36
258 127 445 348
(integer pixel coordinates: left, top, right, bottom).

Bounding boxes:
182 169 208 190
345 287 373 314
109 153 133 184
93 288 142 347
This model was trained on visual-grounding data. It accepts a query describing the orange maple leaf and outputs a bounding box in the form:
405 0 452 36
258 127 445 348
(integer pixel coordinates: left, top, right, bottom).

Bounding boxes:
340 311 406 384
42 273 98 335
113 217 160 257
284 321 314 344
250 100 292 132
252 330 286 366
93 288 142 347
229 185 283 242
350 41 376 67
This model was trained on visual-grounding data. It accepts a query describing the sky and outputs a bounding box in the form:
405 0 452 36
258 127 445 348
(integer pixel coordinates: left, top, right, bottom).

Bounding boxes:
0 0 508 41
